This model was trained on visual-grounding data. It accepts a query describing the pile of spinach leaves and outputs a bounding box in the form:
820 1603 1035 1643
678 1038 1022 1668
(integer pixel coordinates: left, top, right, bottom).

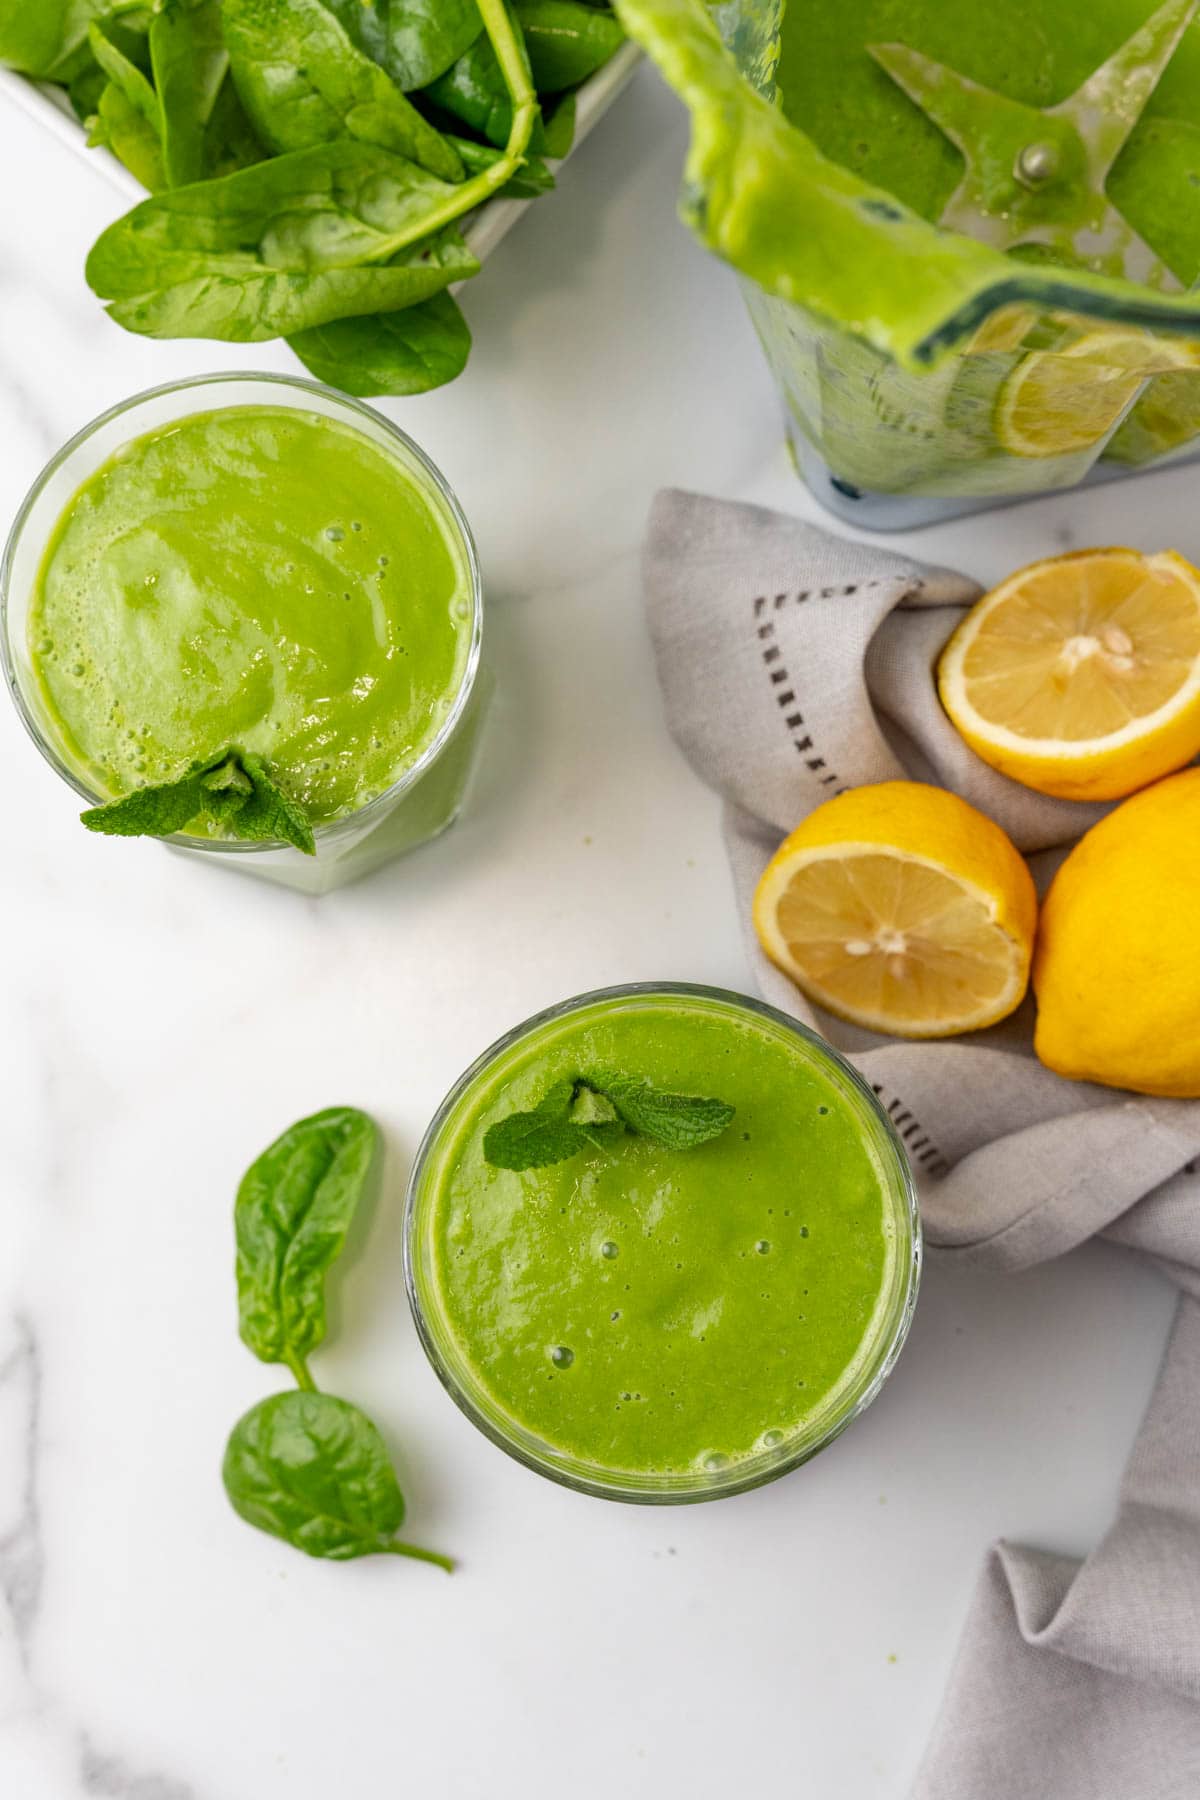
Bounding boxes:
0 0 625 394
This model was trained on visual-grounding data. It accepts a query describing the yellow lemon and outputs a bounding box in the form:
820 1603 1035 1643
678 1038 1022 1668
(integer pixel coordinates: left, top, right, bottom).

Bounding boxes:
753 782 1036 1038
937 548 1200 801
1034 768 1200 1096
996 327 1197 459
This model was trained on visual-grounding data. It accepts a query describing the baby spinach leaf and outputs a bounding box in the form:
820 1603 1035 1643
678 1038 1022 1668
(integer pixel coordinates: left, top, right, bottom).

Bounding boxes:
88 19 162 139
235 1106 379 1378
203 70 268 177
223 0 463 181
222 1392 453 1567
323 0 483 92
424 19 545 151
85 141 481 340
80 745 315 852
89 81 167 190
483 1072 735 1170
0 0 120 79
448 133 554 195
150 0 229 188
289 291 471 393
70 56 109 125
541 91 576 158
424 3 618 146
516 1 624 92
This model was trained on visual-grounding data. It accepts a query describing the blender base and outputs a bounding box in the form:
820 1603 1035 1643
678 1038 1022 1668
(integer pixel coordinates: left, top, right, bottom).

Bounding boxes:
790 429 1200 533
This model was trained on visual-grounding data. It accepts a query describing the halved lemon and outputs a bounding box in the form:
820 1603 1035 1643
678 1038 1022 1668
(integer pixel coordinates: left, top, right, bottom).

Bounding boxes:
753 782 1036 1039
937 547 1200 800
995 327 1198 459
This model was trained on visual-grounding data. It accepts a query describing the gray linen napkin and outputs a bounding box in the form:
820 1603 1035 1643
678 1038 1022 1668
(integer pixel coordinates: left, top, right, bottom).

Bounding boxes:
644 489 1200 1798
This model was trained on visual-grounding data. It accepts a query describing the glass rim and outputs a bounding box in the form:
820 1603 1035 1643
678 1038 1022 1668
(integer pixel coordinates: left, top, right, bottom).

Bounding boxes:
404 981 923 1505
0 369 484 855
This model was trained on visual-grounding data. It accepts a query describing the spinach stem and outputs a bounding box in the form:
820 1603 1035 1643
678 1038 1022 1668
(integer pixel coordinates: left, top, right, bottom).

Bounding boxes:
284 1348 317 1392
387 1541 456 1573
364 0 538 260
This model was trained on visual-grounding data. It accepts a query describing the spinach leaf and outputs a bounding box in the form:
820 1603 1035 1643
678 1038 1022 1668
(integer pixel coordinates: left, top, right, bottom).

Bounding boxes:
541 90 575 158
150 0 229 187
203 70 268 177
448 133 554 195
81 744 315 851
222 1392 453 1567
323 0 483 92
235 1106 379 1379
425 2 618 146
289 292 472 393
516 1 624 92
89 80 166 190
88 19 161 139
222 0 463 182
69 56 109 125
0 0 121 79
424 19 545 151
85 141 481 340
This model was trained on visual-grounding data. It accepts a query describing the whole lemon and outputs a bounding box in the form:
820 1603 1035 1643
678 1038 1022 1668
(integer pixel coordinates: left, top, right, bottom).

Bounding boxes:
1033 768 1200 1096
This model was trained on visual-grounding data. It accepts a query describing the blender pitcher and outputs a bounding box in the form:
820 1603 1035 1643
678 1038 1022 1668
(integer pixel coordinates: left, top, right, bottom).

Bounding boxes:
618 0 1200 526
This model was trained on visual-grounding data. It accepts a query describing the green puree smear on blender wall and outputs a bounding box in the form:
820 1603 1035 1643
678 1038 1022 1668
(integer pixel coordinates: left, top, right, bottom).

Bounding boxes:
416 992 907 1483
29 405 474 843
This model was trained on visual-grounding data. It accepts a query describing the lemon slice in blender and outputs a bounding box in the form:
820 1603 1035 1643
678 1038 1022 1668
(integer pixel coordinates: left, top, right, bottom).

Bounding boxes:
995 327 1198 459
1107 368 1200 466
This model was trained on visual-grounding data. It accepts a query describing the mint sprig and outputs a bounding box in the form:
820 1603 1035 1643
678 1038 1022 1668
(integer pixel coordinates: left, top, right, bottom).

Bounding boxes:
483 1073 735 1172
80 746 316 855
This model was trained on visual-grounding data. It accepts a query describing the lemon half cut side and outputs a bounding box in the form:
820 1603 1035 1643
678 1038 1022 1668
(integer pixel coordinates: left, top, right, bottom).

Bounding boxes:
938 547 1200 801
753 783 1037 1039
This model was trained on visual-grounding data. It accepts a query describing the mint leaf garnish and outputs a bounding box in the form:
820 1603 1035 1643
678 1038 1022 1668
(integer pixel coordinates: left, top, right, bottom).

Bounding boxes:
587 1070 737 1150
482 1078 585 1171
81 746 315 855
482 1073 735 1172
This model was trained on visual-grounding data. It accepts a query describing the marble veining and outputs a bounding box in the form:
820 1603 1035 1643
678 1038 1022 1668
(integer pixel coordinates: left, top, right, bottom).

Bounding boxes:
0 1317 42 1674
0 1320 200 1799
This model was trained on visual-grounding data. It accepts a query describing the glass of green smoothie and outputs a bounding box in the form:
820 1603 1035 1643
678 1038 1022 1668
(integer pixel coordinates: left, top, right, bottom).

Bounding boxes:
406 984 921 1503
1 373 483 893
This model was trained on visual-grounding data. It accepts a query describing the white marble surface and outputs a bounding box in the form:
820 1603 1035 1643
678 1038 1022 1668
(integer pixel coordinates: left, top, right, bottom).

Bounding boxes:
0 61 1188 1800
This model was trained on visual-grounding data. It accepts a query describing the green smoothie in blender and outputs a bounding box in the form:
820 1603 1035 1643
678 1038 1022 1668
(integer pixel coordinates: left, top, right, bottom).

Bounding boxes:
616 0 1200 509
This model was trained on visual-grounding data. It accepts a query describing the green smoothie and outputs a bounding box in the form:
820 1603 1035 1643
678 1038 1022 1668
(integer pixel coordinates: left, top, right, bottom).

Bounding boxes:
28 404 475 831
408 988 918 1497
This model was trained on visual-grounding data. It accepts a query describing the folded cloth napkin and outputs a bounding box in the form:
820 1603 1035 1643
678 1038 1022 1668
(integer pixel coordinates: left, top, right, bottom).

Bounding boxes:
643 489 1200 1799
